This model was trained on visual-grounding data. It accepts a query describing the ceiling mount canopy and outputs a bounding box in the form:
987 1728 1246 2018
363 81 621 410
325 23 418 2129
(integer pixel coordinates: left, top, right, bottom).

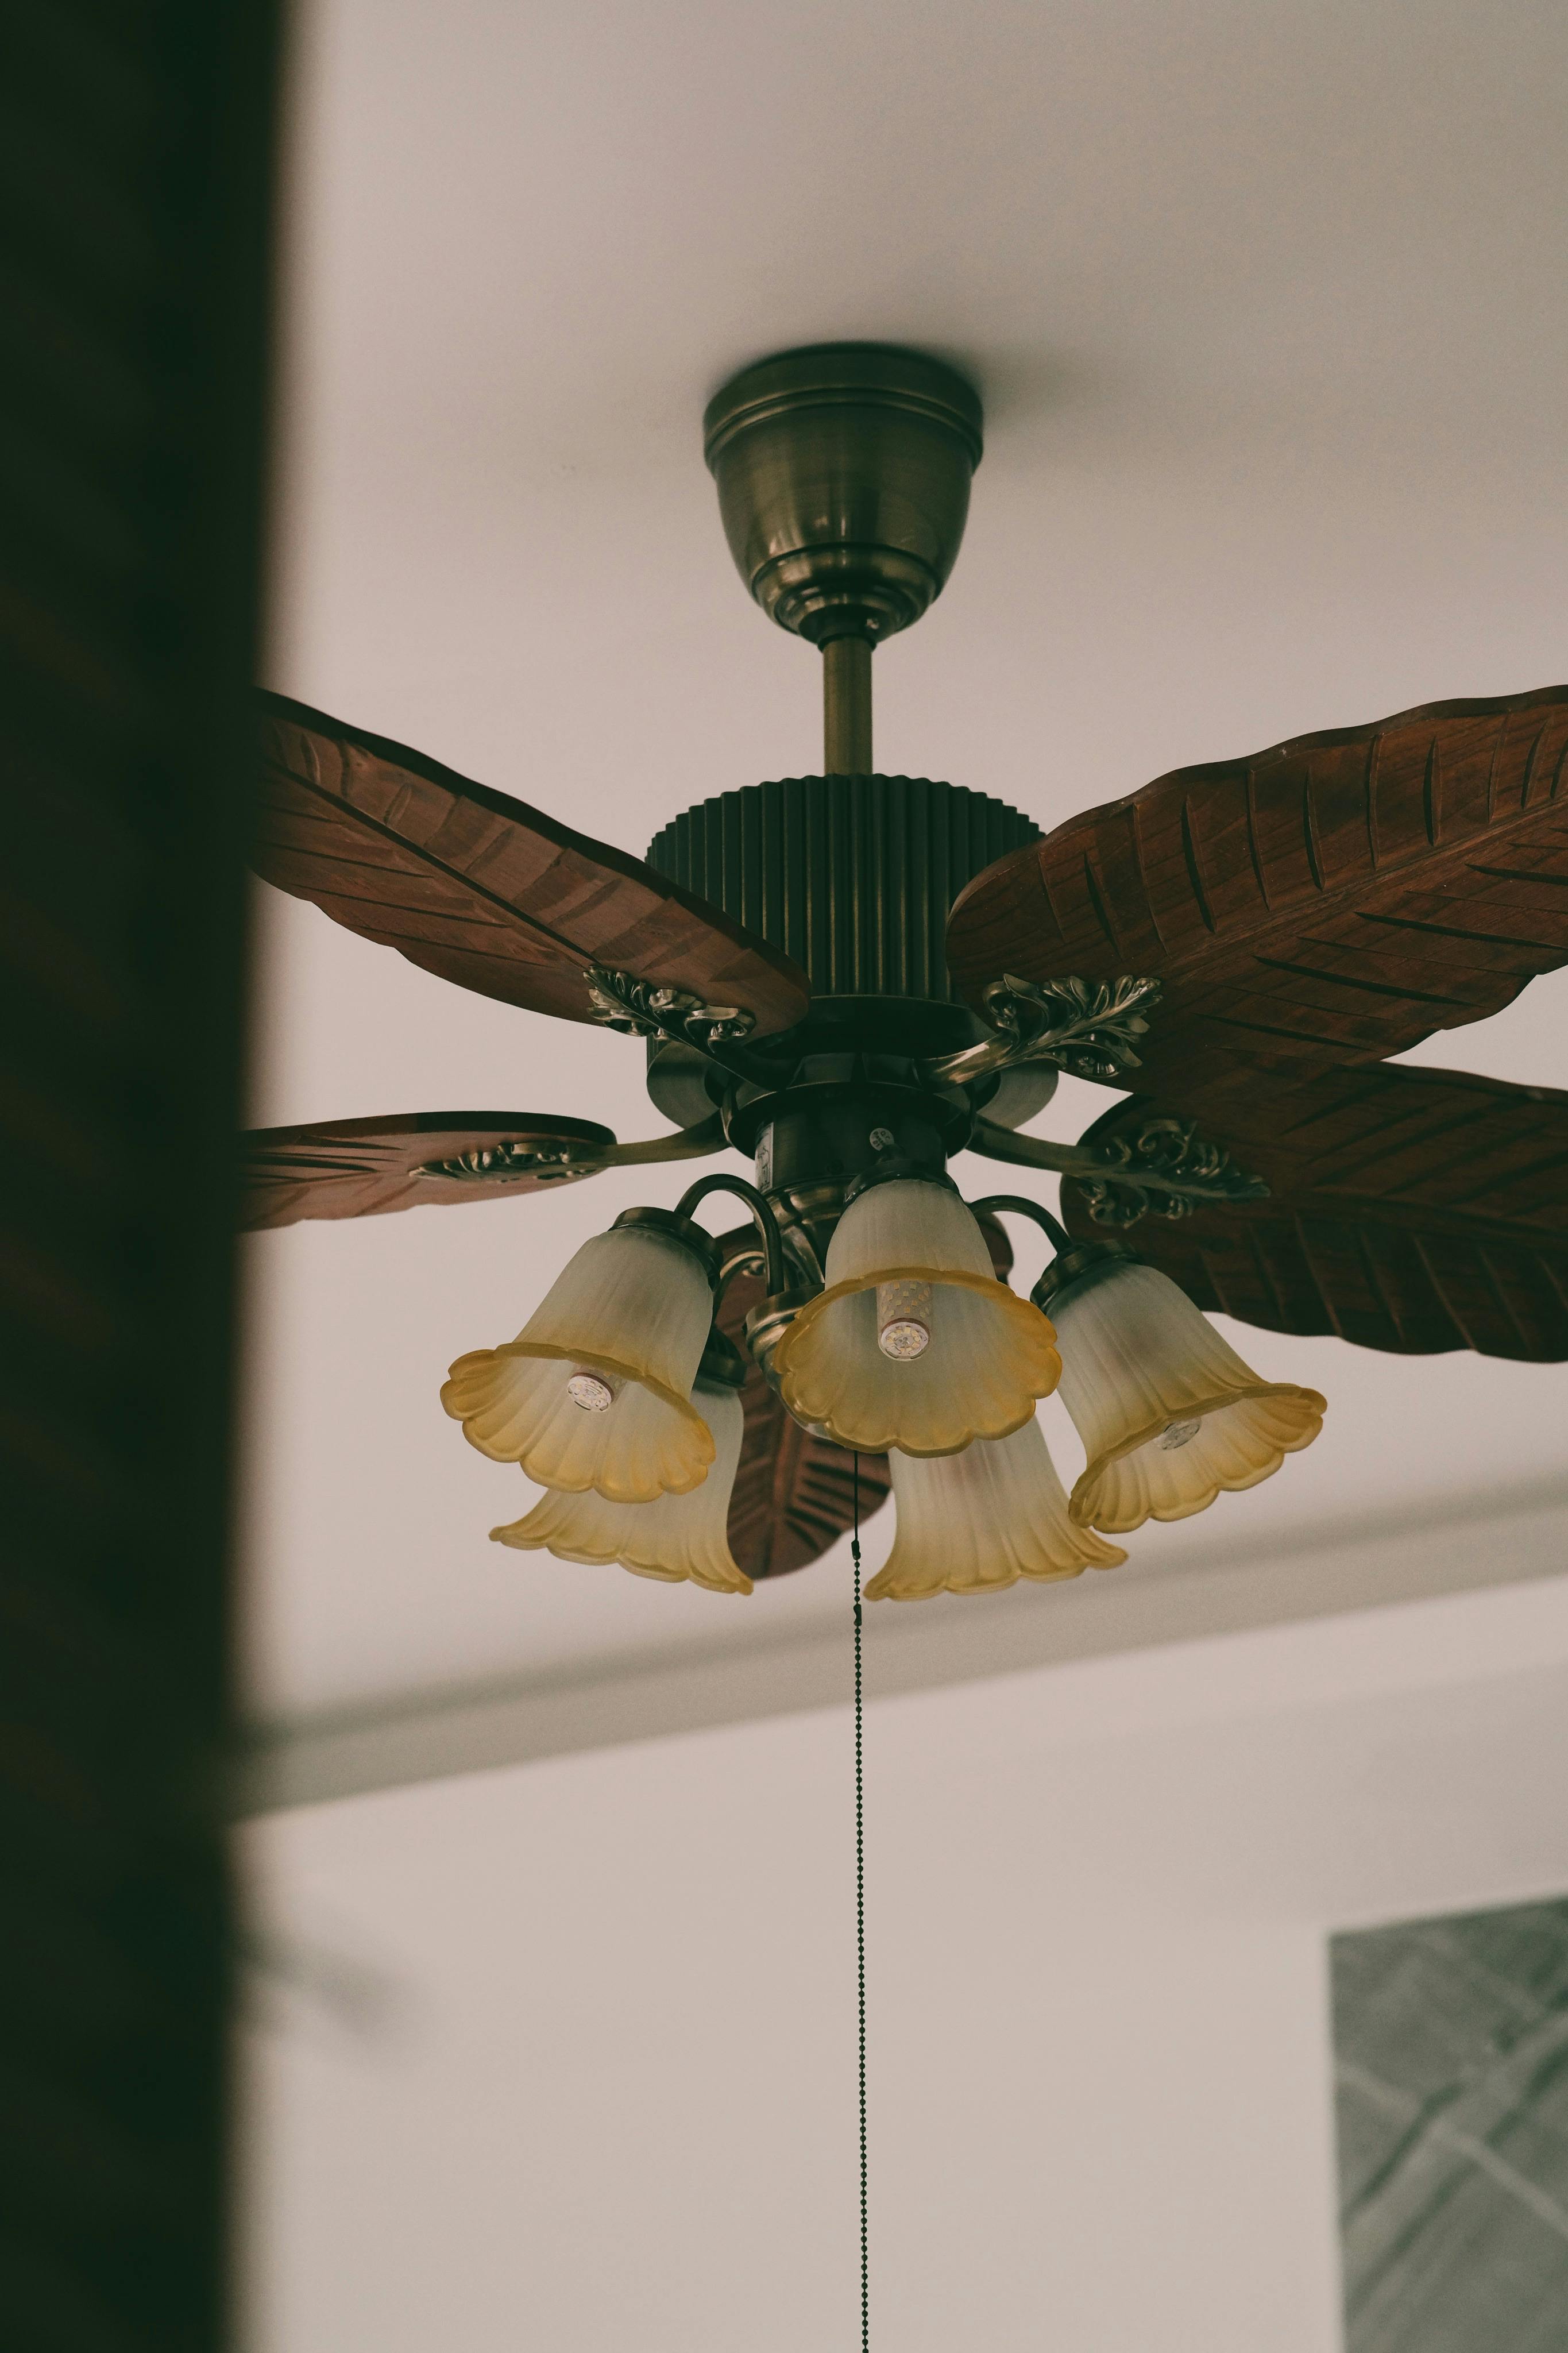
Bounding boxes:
245 338 1568 1597
703 340 982 647
704 341 983 774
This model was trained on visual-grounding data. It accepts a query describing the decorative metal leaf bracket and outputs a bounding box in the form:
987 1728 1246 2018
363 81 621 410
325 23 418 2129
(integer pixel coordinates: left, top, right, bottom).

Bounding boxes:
422 1141 589 1184
584 966 758 1051
419 1113 728 1186
1067 1114 1271 1226
969 1109 1270 1225
921 974 1162 1090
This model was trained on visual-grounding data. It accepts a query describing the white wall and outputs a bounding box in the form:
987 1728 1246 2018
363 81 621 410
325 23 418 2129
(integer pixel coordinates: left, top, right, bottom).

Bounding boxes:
240 1572 1568 2352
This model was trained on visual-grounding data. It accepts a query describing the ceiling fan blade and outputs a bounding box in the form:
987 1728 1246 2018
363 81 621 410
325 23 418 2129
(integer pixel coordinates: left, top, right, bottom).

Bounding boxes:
712 1212 1015 1578
715 1230 887 1577
1060 1066 1568 1361
254 693 812 1039
241 1109 724 1232
946 685 1568 1120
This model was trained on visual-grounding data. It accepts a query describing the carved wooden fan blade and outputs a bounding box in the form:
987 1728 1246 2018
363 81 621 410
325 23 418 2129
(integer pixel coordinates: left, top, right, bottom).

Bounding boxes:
947 686 1568 1121
713 1213 1015 1579
242 1112 620 1231
715 1232 887 1577
254 693 812 1037
1060 1066 1568 1361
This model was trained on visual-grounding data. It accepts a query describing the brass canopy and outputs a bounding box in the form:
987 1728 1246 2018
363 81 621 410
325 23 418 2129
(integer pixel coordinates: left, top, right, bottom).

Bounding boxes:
704 343 983 647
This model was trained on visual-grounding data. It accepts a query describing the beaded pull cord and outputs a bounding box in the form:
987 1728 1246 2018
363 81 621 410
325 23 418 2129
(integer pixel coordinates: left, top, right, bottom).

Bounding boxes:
852 1455 868 2352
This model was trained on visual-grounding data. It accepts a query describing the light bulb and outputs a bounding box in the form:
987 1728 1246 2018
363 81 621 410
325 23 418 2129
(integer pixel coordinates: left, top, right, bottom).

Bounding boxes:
863 1415 1126 1600
1048 1255 1325 1532
491 1378 751 1593
876 1280 932 1359
442 1216 716 1501
773 1178 1060 1455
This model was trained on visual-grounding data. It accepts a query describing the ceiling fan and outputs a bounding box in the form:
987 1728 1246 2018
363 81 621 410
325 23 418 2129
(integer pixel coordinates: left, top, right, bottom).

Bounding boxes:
245 343 1568 1599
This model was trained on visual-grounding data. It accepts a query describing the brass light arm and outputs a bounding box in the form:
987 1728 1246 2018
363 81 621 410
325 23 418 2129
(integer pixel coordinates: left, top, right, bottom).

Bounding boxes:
674 1170 790 1301
715 1239 767 1297
920 974 1162 1090
966 1191 1072 1254
968 1112 1269 1226
967 1191 1121 1309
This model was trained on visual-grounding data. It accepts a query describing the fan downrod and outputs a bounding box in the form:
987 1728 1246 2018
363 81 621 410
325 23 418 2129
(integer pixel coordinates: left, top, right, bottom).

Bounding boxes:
704 344 983 774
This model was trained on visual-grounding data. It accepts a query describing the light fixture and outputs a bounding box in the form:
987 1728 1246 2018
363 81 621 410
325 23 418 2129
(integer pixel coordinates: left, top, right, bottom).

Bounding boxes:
248 340 1418 1603
770 1170 1062 1456
236 337 1568 2353
862 1413 1126 1600
441 1208 722 1502
491 1331 753 1594
442 1175 786 1507
1035 1233 1326 1534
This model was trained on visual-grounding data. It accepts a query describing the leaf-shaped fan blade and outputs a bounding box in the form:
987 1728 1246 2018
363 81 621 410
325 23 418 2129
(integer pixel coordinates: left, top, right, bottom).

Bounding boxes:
1060 1066 1568 1361
713 1213 1016 1578
241 1110 725 1232
947 686 1568 1119
715 1235 888 1577
253 693 812 1037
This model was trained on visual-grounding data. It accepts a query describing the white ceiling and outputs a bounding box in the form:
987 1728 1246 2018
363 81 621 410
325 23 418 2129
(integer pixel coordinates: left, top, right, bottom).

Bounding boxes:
245 0 1568 1726
242 1573 1568 2351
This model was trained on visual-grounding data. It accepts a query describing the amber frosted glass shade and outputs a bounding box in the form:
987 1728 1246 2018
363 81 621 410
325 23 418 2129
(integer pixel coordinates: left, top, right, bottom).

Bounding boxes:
771 1179 1061 1456
441 1226 715 1503
863 1416 1126 1601
1052 1259 1326 1534
490 1379 751 1594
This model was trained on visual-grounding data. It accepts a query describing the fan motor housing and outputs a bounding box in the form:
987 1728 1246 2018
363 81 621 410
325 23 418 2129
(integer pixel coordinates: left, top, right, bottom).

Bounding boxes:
643 771 1044 1122
648 773 1037 1004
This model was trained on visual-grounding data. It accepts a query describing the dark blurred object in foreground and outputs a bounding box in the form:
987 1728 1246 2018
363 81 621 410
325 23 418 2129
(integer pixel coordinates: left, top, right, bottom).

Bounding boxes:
0 7 278 2347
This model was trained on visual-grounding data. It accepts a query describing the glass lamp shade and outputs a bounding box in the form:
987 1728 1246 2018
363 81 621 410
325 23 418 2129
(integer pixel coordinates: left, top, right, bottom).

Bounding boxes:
771 1179 1061 1456
863 1415 1127 1601
489 1380 751 1594
440 1225 715 1503
1052 1259 1326 1533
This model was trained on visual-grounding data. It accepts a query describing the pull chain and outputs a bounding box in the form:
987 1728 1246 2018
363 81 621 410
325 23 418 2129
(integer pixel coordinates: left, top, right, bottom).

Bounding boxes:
852 1454 868 2351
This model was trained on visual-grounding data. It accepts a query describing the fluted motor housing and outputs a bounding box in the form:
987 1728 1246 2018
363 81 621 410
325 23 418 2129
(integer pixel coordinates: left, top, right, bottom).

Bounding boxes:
646 776 1039 1008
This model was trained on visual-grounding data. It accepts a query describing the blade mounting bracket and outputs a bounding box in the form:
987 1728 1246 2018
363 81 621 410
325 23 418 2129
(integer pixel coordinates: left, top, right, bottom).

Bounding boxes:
921 974 1161 1090
584 965 758 1049
969 1109 1269 1225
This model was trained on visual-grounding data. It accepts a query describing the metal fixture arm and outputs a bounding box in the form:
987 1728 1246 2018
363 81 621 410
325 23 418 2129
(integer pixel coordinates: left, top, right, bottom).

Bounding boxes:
419 1112 727 1185
674 1171 789 1299
969 1113 1269 1224
596 1113 728 1169
967 1193 1072 1256
823 636 873 774
969 1120 1143 1186
969 1190 1134 1316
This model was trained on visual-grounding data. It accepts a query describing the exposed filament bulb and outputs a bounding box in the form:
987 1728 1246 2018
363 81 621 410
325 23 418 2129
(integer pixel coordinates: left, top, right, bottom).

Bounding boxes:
876 1279 933 1360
